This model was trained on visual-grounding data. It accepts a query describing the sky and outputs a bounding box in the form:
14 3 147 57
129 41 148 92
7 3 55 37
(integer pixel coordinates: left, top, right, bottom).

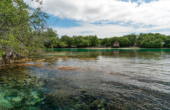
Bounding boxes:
24 0 170 38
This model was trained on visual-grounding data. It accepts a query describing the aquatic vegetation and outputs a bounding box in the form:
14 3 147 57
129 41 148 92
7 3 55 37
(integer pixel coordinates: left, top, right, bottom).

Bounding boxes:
12 64 46 68
80 58 98 60
58 66 81 70
0 58 32 67
14 58 32 63
87 67 91 70
44 90 108 110
0 75 46 109
35 59 46 63
35 96 45 103
60 56 69 60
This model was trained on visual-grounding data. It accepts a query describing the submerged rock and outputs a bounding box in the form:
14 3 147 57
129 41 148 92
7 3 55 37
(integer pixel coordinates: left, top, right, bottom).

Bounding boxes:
11 96 22 103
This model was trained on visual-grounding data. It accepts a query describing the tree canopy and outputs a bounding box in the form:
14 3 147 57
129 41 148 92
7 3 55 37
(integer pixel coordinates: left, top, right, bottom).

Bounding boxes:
99 33 169 48
0 0 48 56
138 33 165 48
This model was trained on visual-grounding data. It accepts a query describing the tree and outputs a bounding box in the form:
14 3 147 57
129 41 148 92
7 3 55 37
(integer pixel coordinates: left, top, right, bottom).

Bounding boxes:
89 35 100 46
137 33 148 42
164 36 170 47
124 34 137 46
118 37 131 47
0 0 49 56
140 35 163 48
100 38 111 46
43 28 58 48
110 37 119 44
58 41 68 47
61 35 74 47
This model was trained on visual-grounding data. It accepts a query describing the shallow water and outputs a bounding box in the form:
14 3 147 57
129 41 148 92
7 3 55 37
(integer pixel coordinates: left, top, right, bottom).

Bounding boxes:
0 48 170 110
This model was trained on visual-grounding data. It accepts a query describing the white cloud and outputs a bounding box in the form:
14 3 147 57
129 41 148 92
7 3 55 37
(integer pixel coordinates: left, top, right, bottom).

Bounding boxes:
24 0 170 26
137 0 145 4
54 23 170 38
24 0 170 37
54 23 134 38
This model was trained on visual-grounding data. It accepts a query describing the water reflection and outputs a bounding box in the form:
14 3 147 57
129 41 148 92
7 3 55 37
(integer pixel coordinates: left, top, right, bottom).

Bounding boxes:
0 49 170 109
44 48 170 60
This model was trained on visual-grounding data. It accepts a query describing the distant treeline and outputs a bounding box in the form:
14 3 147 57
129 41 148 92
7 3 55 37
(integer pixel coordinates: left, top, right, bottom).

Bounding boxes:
44 28 170 48
100 33 170 48
43 28 100 48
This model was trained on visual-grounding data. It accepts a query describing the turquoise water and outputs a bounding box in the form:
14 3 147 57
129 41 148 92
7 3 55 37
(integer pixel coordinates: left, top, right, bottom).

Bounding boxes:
0 48 170 110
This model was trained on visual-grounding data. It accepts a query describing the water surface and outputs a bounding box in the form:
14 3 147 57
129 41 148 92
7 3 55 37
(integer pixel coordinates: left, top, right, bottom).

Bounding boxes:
0 48 170 110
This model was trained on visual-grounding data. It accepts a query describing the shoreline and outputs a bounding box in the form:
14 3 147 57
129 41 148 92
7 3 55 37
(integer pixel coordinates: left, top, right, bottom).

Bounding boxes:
46 47 170 49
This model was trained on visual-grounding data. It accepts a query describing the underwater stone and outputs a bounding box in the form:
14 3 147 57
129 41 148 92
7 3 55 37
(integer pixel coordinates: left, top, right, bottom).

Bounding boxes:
11 96 22 103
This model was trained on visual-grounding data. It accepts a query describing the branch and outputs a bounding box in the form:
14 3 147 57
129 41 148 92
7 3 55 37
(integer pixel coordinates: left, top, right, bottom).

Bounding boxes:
16 35 27 47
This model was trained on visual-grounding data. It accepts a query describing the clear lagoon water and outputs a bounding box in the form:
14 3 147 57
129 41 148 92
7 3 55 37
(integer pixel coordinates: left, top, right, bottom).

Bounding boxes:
0 48 170 110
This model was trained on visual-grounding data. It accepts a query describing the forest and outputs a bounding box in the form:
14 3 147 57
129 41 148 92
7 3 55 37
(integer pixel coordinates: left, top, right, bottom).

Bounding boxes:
43 29 170 48
100 33 170 48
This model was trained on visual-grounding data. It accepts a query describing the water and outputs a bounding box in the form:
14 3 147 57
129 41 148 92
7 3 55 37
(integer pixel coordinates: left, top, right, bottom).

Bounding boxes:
0 48 170 110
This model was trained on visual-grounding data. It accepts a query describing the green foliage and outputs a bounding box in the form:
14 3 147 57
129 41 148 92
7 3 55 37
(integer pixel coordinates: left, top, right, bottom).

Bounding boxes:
137 33 169 48
124 34 137 46
100 35 132 47
110 37 119 44
100 38 111 46
154 33 167 41
45 28 58 38
0 0 49 56
43 35 100 48
72 35 99 47
43 28 58 48
88 35 100 46
58 41 68 47
35 96 45 104
61 35 74 47
99 33 167 48
164 36 170 47
140 35 163 48
0 39 7 56
118 37 131 47
137 33 148 42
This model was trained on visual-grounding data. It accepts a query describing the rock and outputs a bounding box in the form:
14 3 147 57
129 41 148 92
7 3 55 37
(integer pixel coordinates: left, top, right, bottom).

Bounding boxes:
11 96 22 103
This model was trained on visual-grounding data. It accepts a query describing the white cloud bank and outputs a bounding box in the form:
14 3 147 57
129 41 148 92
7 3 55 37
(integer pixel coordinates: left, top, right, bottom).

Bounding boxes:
54 23 170 38
54 23 134 38
24 0 170 37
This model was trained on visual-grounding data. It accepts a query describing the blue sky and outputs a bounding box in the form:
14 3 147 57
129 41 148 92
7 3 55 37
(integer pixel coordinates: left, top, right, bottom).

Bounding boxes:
25 0 170 38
